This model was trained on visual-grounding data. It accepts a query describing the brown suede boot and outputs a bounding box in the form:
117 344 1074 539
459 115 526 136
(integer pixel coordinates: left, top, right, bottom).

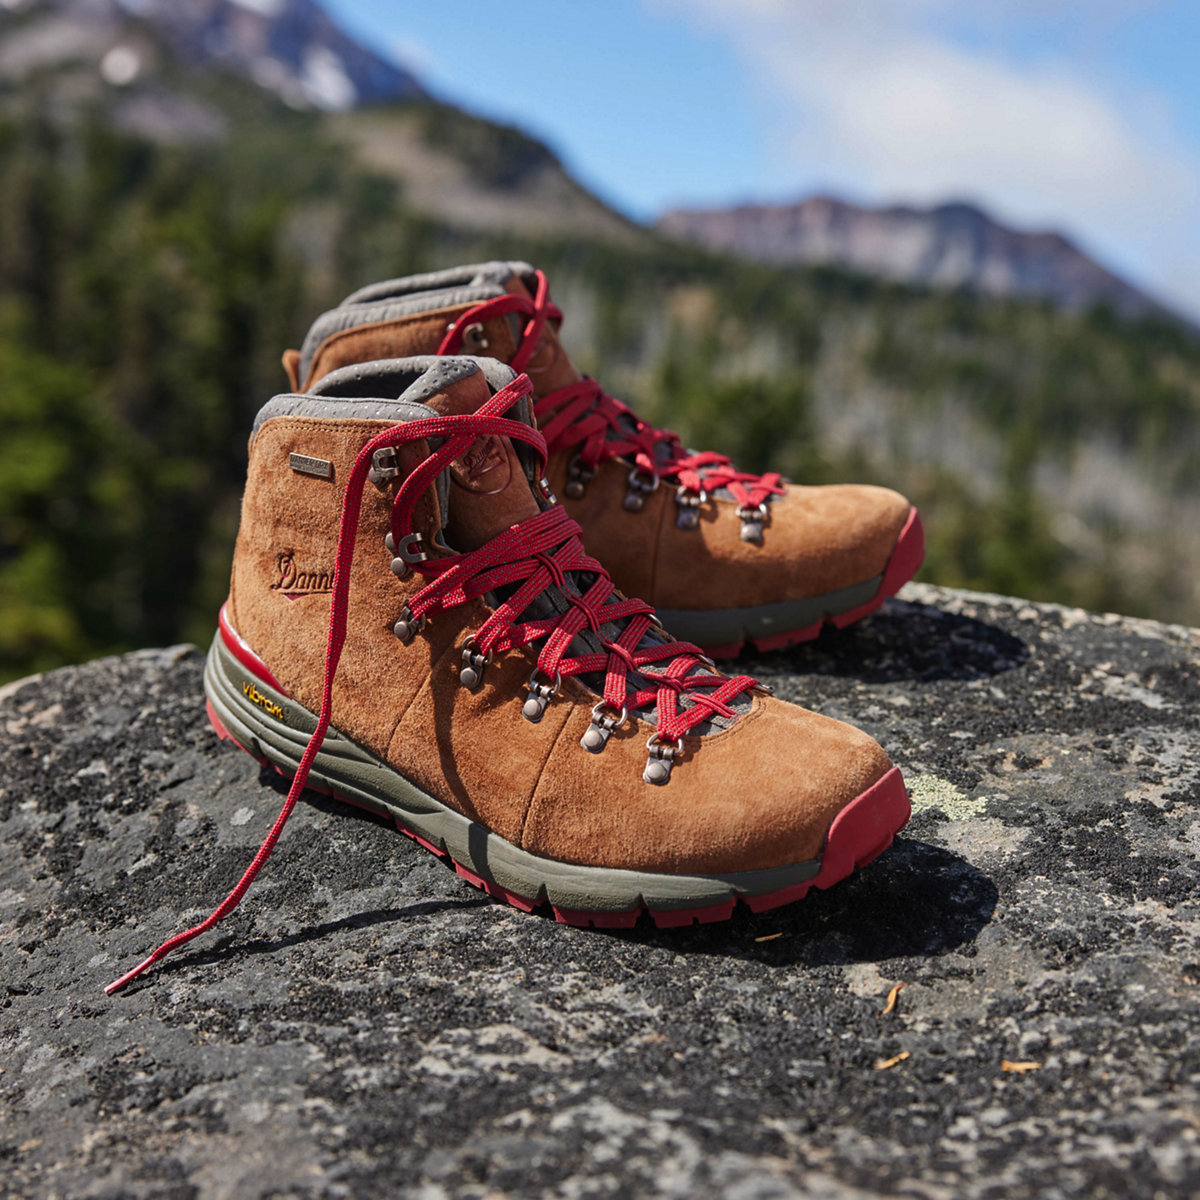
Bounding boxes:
282 262 925 656
107 357 909 992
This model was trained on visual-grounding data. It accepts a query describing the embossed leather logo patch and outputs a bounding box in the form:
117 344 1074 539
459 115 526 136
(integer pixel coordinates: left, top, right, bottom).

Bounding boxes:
450 435 513 495
270 553 332 599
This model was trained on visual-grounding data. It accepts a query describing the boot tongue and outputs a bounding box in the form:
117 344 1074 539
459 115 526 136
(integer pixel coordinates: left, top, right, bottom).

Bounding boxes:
423 370 541 552
503 272 582 395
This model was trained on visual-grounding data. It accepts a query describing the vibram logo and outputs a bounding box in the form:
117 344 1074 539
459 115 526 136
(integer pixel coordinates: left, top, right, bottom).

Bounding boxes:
242 681 284 720
270 553 332 600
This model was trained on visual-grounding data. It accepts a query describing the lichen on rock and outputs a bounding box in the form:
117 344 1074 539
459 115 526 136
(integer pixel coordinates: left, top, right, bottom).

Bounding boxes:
2 584 1200 1198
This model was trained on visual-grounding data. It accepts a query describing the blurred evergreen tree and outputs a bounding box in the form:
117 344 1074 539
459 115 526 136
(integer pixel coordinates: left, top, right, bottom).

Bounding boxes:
1 103 1199 681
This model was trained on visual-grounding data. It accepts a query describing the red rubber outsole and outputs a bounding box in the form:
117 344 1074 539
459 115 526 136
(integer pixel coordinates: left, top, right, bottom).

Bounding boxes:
702 506 926 659
205 699 910 930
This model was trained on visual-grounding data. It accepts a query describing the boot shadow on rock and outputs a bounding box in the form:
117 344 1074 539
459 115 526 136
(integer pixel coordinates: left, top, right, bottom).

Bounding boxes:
752 596 1030 685
220 772 997 976
584 836 999 967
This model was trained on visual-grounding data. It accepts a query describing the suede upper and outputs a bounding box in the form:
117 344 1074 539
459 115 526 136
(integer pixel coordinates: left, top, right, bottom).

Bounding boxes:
225 359 895 876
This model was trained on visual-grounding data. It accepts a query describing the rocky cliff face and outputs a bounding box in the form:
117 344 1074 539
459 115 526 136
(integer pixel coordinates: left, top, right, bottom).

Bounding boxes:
0 0 424 111
659 196 1167 320
3 584 1199 1197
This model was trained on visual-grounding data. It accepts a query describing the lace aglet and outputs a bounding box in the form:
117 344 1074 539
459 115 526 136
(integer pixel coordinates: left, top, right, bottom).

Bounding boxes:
105 950 162 995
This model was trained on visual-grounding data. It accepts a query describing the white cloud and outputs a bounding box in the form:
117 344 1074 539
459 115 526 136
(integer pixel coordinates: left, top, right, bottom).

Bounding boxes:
654 0 1200 316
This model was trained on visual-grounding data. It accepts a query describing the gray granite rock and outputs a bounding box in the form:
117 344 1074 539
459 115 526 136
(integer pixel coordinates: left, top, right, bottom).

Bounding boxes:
2 583 1199 1199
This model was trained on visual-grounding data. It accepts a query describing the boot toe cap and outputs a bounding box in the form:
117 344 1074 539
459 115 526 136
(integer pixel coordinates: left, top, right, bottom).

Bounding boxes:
522 697 898 878
774 483 913 594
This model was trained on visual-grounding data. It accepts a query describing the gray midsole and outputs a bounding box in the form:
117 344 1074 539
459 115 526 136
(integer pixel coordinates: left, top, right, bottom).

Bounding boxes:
203 633 820 913
656 575 882 647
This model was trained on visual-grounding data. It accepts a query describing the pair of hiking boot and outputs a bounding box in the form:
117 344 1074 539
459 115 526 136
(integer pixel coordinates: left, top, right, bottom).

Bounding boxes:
108 262 924 992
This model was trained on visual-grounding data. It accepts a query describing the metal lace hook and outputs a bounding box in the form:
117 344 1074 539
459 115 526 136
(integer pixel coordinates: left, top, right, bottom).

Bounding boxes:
674 485 707 530
522 669 562 723
622 467 659 512
580 701 628 753
643 734 684 785
392 603 425 644
737 502 769 544
565 453 596 499
458 639 492 691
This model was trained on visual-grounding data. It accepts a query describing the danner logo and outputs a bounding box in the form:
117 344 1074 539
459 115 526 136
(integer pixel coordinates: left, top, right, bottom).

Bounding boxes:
242 681 284 720
450 435 512 495
270 553 333 600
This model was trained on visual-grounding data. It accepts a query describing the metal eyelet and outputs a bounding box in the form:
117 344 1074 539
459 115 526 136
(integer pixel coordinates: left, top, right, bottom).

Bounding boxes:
369 447 399 488
737 502 769 544
383 532 411 578
565 453 595 500
674 485 707 530
387 531 427 564
521 669 562 723
580 702 627 753
392 604 425 644
623 467 659 512
643 734 684 785
461 322 489 352
458 641 491 691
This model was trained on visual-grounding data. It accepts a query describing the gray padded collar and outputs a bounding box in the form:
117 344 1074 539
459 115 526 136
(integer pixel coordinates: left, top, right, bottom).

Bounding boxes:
252 392 435 436
310 356 477 403
255 357 521 433
297 261 536 384
340 261 534 308
309 356 530 430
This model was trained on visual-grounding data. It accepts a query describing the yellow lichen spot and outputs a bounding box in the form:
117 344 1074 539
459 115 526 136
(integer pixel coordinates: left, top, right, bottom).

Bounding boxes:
907 775 988 821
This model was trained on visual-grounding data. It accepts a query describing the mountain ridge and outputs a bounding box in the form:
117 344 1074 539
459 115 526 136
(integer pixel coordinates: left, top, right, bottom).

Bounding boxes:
657 194 1170 321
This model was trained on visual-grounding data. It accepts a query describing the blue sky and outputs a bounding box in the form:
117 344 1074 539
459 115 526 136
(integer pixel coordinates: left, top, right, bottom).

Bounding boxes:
325 1 1200 318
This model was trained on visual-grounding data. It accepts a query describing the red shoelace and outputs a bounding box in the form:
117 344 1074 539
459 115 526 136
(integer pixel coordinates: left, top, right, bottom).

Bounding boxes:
436 270 786 512
106 373 757 994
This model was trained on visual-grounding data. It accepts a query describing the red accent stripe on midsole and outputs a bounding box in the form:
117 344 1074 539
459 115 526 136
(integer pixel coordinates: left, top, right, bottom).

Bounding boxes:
218 603 288 695
750 619 824 655
823 508 925 633
882 506 925 597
